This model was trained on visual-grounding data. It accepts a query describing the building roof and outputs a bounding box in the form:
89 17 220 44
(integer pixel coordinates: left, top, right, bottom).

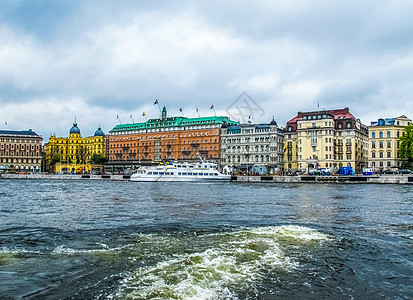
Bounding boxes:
110 115 239 133
287 107 355 124
370 118 395 126
70 122 81 134
94 127 105 136
0 129 41 137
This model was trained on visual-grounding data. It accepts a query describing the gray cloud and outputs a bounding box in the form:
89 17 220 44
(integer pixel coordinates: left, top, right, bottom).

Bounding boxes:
0 0 413 140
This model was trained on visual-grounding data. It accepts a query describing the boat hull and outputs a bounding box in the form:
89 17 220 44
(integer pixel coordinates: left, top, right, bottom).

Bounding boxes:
130 174 231 182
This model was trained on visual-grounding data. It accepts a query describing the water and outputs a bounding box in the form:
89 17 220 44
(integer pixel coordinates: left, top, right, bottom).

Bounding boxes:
0 179 412 299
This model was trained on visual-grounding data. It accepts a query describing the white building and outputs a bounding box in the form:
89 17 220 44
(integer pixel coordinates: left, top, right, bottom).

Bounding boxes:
220 119 284 175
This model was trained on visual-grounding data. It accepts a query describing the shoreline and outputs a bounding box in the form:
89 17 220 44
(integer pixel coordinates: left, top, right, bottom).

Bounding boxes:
1 173 412 184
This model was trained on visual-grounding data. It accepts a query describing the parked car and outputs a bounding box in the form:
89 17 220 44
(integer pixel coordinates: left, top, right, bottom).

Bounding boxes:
383 169 395 174
396 169 412 174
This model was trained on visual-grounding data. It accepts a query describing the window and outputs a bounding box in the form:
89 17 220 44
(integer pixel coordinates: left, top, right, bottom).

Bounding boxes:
387 152 391 158
347 122 351 128
372 142 376 148
372 132 375 138
387 131 391 138
372 152 375 158
379 132 383 138
379 152 383 158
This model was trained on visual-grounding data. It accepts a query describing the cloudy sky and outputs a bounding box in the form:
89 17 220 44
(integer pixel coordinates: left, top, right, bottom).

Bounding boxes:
1 0 413 141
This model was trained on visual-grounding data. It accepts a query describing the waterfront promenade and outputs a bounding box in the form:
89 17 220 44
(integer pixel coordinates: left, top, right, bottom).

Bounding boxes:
1 173 412 184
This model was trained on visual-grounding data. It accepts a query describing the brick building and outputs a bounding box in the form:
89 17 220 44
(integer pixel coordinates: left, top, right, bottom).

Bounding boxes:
107 107 237 171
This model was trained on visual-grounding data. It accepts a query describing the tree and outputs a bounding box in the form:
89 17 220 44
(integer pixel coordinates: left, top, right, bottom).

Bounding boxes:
50 153 61 166
91 154 108 164
399 124 413 168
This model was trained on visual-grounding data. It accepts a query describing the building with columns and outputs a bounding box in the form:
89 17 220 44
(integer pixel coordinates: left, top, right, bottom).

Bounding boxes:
368 115 411 171
284 108 369 174
0 129 43 173
220 119 284 175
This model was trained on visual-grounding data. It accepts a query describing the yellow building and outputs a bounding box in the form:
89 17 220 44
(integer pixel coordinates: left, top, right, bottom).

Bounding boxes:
44 122 107 173
284 108 369 174
368 115 411 171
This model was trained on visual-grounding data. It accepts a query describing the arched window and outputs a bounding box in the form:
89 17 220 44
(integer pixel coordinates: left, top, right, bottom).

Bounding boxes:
387 131 391 138
379 132 383 138
372 132 376 139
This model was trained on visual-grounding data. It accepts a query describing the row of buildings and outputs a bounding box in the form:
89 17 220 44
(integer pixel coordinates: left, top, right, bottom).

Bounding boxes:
0 106 411 174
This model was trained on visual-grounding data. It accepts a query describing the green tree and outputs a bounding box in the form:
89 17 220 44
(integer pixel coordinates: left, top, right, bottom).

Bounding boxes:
50 153 61 166
91 154 108 164
399 124 413 168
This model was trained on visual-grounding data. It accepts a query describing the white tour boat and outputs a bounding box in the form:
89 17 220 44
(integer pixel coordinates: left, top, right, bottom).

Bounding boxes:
130 158 231 182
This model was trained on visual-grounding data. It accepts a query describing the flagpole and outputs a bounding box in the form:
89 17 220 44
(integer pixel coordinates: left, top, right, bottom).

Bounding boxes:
155 99 161 115
116 115 122 125
130 114 135 123
196 106 200 118
211 105 217 117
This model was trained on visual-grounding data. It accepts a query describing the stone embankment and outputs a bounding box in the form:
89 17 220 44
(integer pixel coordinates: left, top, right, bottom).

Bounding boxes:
234 175 413 184
1 174 412 184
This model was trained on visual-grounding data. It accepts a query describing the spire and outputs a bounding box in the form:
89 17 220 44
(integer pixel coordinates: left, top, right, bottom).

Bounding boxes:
162 106 167 120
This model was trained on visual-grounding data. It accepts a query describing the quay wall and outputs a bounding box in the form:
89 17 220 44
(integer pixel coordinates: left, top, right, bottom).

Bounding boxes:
1 174 412 184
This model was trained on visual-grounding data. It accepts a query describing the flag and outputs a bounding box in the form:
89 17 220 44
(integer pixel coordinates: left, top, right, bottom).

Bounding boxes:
116 115 119 119
210 105 214 109
248 115 251 120
154 99 158 105
196 106 199 112
4 121 7 126
142 112 146 116
179 108 182 112
130 114 133 118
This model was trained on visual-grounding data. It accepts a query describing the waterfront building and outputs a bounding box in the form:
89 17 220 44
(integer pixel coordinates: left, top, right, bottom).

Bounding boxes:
44 122 107 173
284 108 369 174
107 107 238 170
368 115 411 171
220 119 284 175
0 129 43 173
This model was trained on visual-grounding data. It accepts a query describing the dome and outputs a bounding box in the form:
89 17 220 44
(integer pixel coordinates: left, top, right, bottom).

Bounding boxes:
270 117 277 126
94 126 105 136
70 122 81 134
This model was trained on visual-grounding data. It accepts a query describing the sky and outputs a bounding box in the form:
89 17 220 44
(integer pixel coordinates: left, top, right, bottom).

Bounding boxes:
1 0 413 142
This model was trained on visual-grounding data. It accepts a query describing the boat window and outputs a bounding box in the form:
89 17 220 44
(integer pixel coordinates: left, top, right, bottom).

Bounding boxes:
214 173 218 176
153 172 158 175
178 172 182 175
188 173 193 175
148 172 153 175
182 173 187 175
193 173 198 175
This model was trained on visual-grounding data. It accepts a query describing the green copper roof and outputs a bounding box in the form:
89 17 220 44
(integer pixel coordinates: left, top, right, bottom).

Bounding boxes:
110 116 238 133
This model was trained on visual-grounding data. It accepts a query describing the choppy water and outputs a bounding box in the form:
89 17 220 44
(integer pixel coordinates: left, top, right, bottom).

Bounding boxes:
0 179 412 299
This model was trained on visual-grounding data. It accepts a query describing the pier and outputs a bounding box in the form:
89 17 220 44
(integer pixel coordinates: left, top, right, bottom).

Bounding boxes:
1 174 412 184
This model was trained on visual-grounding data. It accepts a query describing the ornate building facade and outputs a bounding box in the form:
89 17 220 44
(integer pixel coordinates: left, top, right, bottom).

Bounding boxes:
108 107 237 169
368 115 411 171
284 108 369 174
44 122 107 173
0 129 43 173
220 119 284 175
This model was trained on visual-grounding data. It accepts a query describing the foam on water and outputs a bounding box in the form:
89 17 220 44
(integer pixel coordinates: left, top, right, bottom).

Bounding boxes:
117 225 331 300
